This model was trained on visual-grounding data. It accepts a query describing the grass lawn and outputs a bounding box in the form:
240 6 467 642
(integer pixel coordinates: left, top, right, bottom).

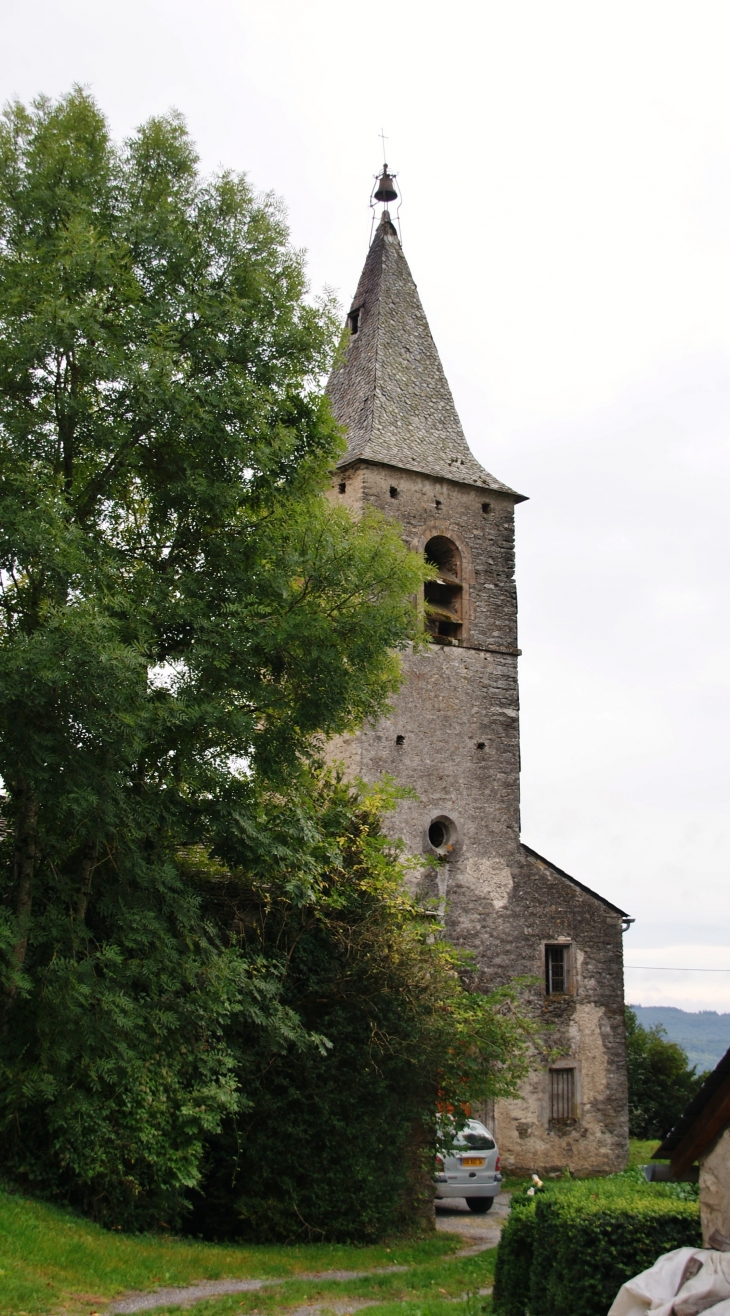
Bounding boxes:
0 1140 664 1315
0 1184 493 1316
627 1139 664 1168
142 1250 498 1316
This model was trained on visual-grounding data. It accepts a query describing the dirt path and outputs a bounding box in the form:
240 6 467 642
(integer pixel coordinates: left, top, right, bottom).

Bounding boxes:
105 1193 511 1314
106 1269 410 1315
435 1192 511 1254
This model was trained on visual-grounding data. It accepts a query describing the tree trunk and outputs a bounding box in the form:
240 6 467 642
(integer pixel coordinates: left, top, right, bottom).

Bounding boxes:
76 839 99 924
1 784 38 1020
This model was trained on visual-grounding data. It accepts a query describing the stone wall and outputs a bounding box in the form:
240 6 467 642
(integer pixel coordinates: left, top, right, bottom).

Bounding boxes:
700 1125 730 1245
489 848 629 1176
327 458 629 1176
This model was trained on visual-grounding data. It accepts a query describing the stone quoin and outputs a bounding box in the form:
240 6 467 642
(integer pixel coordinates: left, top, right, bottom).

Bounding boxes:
325 180 630 1175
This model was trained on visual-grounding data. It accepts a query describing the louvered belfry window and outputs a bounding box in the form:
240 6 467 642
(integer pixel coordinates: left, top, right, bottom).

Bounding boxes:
424 536 463 645
550 1068 576 1122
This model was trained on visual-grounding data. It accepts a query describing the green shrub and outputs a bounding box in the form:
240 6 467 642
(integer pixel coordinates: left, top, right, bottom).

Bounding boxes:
493 1196 536 1316
495 1180 701 1316
187 782 535 1243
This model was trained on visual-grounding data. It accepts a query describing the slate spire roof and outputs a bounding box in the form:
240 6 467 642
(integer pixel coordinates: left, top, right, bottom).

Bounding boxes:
327 211 520 496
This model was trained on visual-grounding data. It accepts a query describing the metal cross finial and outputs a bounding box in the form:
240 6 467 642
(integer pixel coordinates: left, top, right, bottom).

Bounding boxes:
379 128 388 166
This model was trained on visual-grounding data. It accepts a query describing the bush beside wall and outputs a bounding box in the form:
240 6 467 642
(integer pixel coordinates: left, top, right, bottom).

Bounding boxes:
492 1196 536 1316
494 1181 701 1316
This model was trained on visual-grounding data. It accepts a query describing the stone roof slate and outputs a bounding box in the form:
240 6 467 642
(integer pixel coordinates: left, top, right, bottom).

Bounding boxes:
327 212 522 496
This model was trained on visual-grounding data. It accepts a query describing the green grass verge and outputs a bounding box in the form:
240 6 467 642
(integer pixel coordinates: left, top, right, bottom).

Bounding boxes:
0 1185 470 1316
145 1251 498 1315
148 1300 494 1316
627 1139 664 1169
355 1303 493 1316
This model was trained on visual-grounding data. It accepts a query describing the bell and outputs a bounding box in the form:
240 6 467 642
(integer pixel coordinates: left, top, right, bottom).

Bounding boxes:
374 167 397 204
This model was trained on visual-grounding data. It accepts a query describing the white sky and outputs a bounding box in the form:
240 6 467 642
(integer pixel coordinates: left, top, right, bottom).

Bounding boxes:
3 0 729 1009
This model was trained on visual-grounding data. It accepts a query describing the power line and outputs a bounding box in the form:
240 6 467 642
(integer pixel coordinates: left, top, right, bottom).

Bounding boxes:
625 965 730 972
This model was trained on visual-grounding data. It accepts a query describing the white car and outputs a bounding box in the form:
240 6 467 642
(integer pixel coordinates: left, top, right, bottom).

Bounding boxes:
435 1118 502 1213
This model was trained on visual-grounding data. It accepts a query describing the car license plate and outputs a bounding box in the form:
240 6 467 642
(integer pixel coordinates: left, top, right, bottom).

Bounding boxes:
461 1157 484 1166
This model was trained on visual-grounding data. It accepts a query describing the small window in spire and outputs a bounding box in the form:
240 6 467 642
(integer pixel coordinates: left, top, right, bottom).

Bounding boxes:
390 486 399 499
348 309 360 335
482 502 491 514
338 482 346 494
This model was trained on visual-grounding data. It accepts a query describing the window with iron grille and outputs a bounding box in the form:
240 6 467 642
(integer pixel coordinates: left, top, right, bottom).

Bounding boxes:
549 1068 576 1122
545 943 570 994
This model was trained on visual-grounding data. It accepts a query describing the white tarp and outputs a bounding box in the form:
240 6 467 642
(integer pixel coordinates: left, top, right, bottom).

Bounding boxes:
609 1247 730 1316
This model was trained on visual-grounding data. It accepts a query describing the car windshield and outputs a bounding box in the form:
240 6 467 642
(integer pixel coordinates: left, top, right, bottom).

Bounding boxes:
451 1121 495 1151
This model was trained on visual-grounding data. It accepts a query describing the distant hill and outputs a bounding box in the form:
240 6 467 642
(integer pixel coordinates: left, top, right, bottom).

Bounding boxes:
629 1005 730 1073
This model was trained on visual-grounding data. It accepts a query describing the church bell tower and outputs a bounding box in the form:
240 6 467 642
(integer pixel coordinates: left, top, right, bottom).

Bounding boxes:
326 169 630 1176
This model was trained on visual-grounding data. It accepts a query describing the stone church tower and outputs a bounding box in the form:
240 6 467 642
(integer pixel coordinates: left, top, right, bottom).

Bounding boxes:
326 179 629 1175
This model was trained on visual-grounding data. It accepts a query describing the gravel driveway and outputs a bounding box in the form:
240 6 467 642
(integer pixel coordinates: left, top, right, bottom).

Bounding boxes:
435 1190 511 1252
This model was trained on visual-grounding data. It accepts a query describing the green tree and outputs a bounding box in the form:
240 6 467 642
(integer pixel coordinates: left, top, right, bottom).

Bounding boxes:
186 776 534 1242
625 1007 707 1140
0 89 427 1226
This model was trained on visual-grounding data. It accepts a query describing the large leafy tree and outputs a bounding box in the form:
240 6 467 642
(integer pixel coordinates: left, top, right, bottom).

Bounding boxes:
625 1007 707 1140
0 90 427 1224
187 777 534 1242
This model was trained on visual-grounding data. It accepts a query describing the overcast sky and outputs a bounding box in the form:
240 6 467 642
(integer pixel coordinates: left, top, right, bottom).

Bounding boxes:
3 0 729 1010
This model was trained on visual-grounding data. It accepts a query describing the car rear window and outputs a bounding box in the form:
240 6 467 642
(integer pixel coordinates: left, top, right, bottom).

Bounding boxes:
452 1123 495 1150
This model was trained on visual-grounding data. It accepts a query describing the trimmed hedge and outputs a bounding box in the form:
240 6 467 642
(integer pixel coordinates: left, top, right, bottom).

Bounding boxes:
494 1180 701 1316
493 1195 537 1316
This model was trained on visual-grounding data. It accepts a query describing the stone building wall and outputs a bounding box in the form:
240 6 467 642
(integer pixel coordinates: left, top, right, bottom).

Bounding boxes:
489 849 629 1175
700 1125 730 1245
327 458 629 1176
329 459 521 852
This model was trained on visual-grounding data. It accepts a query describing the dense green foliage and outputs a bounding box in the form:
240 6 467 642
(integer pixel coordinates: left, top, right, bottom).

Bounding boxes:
188 780 533 1242
494 1178 701 1316
0 88 533 1236
492 1195 536 1316
626 1007 707 1140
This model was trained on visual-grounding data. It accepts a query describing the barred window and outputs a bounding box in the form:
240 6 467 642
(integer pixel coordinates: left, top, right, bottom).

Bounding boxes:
545 943 570 995
550 1068 576 1122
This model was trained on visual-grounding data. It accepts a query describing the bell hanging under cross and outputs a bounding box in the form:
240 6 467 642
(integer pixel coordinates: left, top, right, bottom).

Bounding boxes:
374 167 397 204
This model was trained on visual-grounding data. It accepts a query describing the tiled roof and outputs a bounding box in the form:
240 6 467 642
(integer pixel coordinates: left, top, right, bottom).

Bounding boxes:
327 212 522 496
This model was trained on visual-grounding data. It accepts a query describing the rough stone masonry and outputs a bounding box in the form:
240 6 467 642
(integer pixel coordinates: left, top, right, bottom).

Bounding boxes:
325 207 629 1175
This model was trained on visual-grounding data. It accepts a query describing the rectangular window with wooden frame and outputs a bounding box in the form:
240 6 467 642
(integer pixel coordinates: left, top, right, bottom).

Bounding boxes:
549 1067 576 1123
545 943 571 995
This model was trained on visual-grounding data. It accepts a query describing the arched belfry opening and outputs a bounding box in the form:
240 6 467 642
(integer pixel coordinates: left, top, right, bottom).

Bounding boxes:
424 536 463 644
